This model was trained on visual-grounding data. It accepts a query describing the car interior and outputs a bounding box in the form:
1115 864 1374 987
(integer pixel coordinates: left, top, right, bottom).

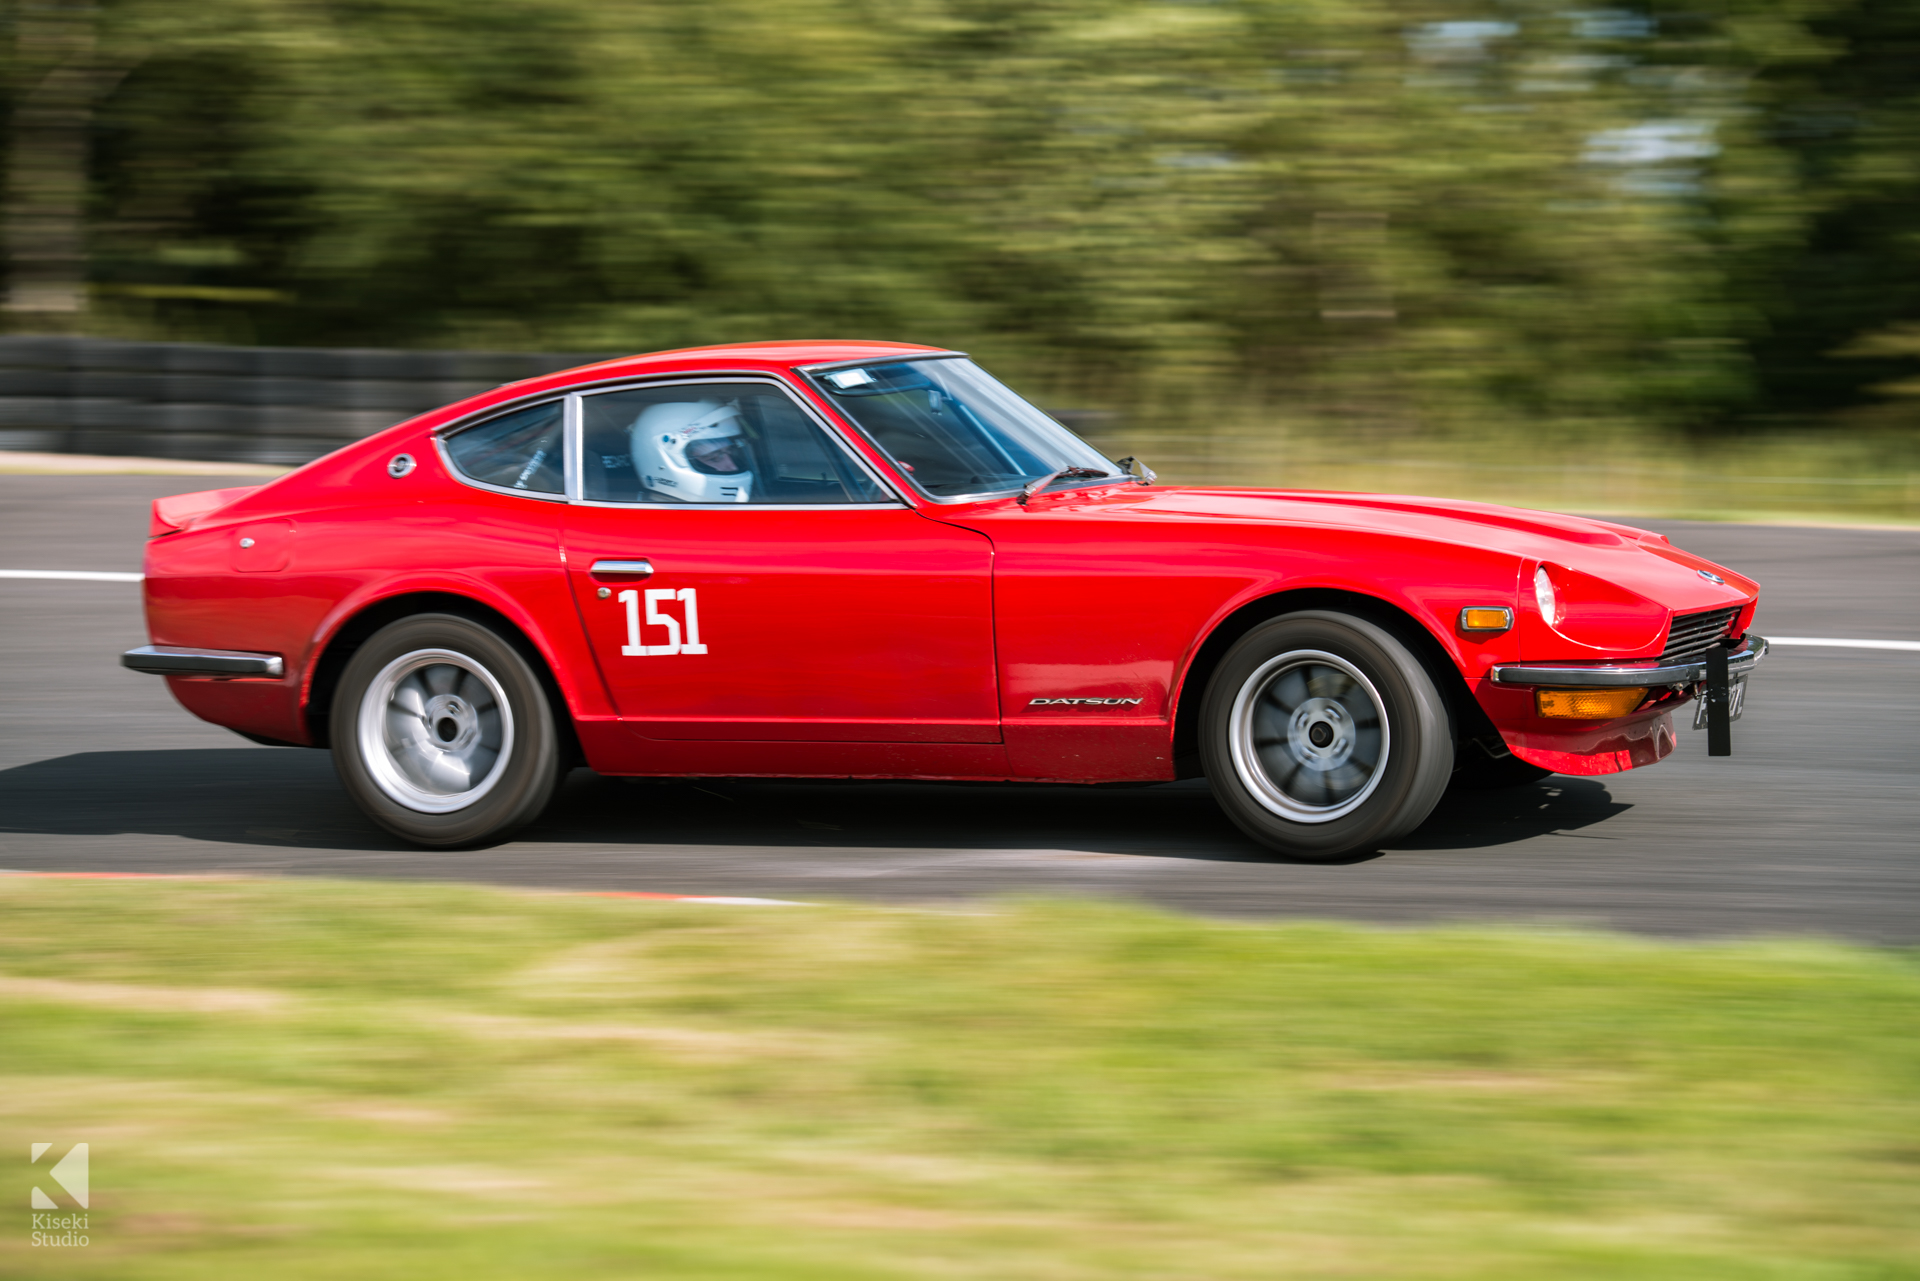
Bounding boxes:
579 383 889 504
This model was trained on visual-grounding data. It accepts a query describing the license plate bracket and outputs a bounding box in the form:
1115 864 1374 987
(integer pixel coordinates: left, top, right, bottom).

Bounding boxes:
1692 674 1747 729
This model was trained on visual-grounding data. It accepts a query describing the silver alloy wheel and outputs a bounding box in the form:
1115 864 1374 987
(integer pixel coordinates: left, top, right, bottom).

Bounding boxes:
356 648 515 814
1228 648 1390 823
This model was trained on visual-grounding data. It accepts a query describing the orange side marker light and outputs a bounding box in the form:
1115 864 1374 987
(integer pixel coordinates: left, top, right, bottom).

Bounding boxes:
1536 687 1649 719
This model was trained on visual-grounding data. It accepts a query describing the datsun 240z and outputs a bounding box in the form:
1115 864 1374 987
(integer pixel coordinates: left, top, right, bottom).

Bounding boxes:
123 341 1767 860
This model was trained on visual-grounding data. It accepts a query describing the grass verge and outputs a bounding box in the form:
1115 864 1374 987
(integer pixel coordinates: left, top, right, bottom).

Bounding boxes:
1081 422 1920 525
2 876 1917 1279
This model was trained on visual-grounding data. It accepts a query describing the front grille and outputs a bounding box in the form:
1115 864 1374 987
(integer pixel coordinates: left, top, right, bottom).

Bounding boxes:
1658 606 1740 664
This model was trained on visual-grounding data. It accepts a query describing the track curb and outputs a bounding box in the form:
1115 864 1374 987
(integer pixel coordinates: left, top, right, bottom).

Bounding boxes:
1 870 810 906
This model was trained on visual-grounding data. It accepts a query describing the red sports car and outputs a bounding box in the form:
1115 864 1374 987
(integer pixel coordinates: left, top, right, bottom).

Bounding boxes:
123 341 1766 859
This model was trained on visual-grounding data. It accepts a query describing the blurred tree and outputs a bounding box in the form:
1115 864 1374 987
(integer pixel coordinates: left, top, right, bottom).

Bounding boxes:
1 0 1908 436
4 0 118 324
1835 323 1920 428
1732 0 1920 419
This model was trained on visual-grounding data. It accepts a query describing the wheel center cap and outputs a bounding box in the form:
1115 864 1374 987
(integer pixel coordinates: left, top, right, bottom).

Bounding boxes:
1288 697 1355 772
422 694 478 751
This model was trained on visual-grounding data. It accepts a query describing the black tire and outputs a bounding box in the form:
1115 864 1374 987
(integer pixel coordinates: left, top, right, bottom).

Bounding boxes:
1448 738 1554 791
1200 611 1454 862
331 613 565 847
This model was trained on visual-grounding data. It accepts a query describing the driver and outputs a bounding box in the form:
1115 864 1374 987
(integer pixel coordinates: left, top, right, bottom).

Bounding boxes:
630 400 755 503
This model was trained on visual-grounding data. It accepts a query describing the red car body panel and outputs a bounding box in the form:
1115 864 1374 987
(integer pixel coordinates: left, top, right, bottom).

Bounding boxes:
563 504 1000 752
139 340 1760 784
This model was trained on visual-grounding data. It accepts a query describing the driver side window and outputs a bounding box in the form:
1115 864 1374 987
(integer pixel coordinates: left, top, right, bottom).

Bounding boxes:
580 382 890 505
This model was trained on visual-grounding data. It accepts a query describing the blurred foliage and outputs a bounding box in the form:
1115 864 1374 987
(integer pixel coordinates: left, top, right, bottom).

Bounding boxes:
2 0 1917 437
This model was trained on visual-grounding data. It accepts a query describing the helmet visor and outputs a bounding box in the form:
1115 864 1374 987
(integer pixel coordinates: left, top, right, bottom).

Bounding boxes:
685 434 748 475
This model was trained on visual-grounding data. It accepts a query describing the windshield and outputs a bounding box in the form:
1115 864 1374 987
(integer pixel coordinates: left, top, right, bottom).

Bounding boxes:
809 357 1119 499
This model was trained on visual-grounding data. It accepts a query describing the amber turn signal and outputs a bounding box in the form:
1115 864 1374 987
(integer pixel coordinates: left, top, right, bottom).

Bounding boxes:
1536 687 1649 719
1459 606 1514 632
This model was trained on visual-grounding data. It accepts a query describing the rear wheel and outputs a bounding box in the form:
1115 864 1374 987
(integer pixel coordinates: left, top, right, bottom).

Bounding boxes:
331 613 565 847
1200 611 1454 862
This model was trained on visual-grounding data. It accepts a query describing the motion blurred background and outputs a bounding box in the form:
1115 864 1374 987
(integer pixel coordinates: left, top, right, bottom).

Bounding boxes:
6 10 1920 1274
3 0 1916 517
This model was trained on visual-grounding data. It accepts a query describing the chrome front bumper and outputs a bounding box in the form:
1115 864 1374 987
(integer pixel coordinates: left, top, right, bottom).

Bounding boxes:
122 645 284 678
1490 634 1768 688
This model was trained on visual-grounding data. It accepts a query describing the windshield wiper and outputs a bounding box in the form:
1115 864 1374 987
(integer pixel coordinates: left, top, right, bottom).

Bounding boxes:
1017 466 1115 505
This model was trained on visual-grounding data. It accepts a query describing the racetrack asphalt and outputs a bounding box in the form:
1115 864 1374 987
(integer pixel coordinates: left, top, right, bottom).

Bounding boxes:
3 474 1917 941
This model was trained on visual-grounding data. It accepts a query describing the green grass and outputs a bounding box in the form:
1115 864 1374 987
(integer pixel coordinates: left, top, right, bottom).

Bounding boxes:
2 877 1917 1279
1081 420 1920 525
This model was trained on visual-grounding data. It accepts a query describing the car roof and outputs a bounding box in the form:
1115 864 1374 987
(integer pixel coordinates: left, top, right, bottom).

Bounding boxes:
379 339 961 447
556 339 958 382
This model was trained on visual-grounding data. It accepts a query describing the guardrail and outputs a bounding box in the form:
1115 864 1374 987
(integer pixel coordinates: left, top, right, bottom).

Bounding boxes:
0 336 614 465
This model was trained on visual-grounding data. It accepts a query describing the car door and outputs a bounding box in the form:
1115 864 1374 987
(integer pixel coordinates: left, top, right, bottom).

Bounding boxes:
561 377 1000 742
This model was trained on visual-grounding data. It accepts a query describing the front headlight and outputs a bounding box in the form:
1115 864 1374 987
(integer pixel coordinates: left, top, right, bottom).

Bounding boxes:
1534 565 1562 627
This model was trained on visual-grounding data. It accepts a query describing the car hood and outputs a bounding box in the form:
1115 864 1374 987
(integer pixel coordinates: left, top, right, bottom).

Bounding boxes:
1100 486 1760 610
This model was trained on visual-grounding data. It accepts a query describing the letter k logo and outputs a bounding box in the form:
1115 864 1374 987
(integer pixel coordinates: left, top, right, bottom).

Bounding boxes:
31 1142 88 1209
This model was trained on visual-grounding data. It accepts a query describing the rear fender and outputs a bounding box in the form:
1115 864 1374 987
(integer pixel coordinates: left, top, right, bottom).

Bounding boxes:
300 573 609 748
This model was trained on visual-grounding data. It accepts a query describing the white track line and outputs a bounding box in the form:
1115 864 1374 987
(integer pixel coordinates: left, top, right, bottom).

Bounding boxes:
4 569 1915 653
0 569 143 582
1768 637 1920 652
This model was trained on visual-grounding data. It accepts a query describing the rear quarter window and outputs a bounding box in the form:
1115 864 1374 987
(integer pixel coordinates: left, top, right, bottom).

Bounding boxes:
444 400 566 494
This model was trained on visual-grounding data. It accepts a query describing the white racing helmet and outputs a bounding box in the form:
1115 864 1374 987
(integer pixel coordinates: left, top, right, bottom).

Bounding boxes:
630 400 754 503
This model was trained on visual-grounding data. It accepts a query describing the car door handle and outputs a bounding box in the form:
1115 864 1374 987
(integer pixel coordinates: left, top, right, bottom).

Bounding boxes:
589 559 654 579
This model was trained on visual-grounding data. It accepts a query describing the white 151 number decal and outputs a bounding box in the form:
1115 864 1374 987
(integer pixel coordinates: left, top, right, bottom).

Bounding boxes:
618 587 707 656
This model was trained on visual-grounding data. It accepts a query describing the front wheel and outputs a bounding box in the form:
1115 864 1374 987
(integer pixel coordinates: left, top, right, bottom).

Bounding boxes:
1200 611 1454 862
331 613 565 847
